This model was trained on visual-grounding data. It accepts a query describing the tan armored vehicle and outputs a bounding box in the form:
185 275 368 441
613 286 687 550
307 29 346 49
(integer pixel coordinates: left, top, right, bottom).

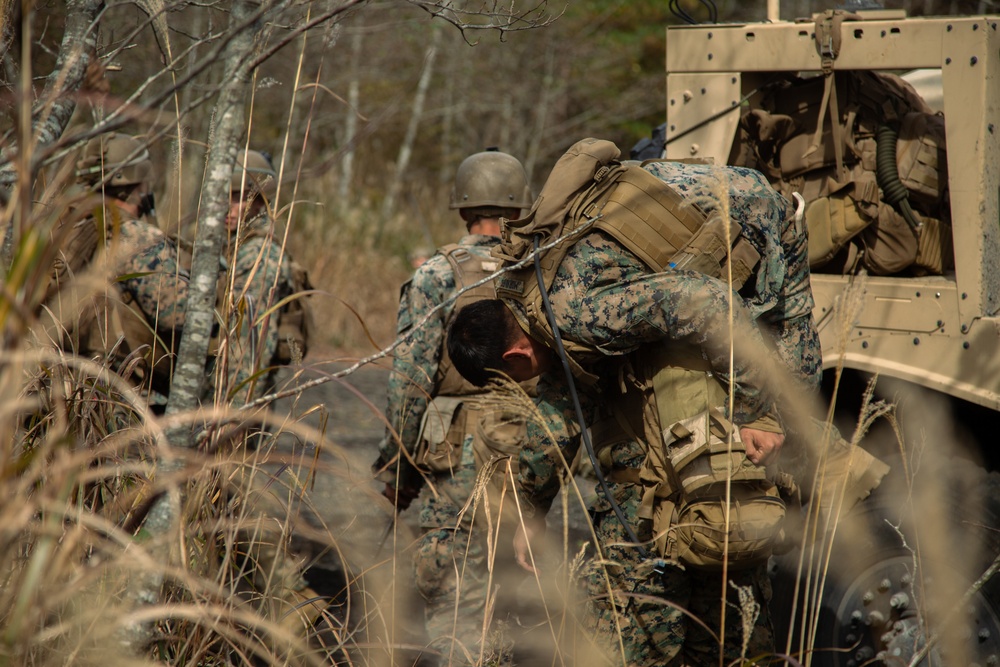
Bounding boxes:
663 10 1000 666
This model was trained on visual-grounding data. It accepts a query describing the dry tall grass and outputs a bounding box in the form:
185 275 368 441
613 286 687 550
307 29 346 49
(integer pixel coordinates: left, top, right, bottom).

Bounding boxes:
5 145 1000 667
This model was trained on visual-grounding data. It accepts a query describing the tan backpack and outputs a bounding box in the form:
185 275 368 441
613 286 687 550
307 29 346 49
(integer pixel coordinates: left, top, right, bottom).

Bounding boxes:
604 348 785 570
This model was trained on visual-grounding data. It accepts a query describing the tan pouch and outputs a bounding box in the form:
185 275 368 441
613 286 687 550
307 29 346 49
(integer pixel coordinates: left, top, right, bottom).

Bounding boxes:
645 358 786 570
806 191 874 268
675 484 786 570
416 396 467 473
472 408 529 525
897 111 948 210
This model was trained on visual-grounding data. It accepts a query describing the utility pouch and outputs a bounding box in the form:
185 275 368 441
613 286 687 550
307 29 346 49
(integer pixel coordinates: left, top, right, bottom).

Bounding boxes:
896 111 947 210
912 214 952 275
642 351 786 570
805 179 876 268
275 259 314 364
472 407 530 525
416 395 469 473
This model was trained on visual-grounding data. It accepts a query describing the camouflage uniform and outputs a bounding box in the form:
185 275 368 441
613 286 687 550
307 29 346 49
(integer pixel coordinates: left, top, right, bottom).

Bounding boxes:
104 213 189 334
43 204 190 410
376 234 525 666
509 162 819 666
215 220 294 404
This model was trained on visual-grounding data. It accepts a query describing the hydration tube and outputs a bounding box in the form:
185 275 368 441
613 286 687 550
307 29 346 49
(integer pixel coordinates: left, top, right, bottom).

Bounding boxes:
875 124 921 230
532 235 649 558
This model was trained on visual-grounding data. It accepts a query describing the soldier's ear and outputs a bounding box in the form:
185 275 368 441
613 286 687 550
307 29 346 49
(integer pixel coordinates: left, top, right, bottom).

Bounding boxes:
501 334 541 382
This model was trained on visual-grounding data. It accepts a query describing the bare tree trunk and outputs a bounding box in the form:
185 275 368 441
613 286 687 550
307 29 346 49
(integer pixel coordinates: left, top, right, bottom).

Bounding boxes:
166 0 267 421
0 0 100 269
378 21 440 230
122 0 268 651
340 25 362 203
439 51 454 186
524 40 556 184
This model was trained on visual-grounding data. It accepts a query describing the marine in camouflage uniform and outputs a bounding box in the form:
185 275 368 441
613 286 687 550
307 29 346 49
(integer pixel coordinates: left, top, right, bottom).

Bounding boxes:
448 143 821 666
45 132 189 410
372 150 535 666
213 149 295 405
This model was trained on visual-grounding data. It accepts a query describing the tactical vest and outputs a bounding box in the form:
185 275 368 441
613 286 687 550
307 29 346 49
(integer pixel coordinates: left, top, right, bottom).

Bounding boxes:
735 64 951 275
492 138 760 382
414 244 501 473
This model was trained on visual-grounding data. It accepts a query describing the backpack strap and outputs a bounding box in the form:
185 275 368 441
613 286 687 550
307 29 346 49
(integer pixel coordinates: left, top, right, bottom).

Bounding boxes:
437 243 501 396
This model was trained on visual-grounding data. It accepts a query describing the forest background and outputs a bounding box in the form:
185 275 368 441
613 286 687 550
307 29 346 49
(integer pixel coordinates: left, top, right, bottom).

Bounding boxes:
3 0 987 355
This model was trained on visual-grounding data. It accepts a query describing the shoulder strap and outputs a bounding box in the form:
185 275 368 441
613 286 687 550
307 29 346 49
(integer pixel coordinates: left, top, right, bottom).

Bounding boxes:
437 243 502 396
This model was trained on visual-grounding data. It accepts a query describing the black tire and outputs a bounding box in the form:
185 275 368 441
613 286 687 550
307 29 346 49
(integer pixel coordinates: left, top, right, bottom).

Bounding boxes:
772 455 1000 666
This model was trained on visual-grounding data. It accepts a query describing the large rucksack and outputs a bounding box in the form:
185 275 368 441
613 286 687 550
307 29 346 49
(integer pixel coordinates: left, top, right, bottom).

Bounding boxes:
735 70 951 276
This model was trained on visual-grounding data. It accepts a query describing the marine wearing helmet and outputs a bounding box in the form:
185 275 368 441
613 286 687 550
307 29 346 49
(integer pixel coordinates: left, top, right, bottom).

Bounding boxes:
226 149 277 230
449 148 532 226
75 132 156 218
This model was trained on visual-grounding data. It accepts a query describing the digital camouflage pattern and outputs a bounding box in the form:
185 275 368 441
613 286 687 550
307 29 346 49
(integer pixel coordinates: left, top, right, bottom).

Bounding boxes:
641 161 820 390
510 162 819 663
375 234 531 666
105 215 190 334
219 227 294 403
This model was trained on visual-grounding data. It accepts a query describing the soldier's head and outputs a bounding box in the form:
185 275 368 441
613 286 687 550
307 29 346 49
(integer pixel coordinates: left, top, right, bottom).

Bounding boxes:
447 299 553 386
226 149 277 230
449 149 532 236
75 132 155 218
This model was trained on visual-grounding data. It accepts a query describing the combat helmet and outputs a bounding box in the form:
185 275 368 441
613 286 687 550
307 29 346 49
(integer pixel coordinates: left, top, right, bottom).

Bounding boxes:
231 149 277 199
449 149 532 210
75 133 152 187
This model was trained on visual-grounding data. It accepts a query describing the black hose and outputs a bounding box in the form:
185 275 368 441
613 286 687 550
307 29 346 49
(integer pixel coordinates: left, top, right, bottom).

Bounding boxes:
532 235 648 558
875 124 921 230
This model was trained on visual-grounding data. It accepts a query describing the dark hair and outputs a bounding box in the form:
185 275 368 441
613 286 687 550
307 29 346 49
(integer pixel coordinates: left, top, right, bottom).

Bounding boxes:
447 299 519 387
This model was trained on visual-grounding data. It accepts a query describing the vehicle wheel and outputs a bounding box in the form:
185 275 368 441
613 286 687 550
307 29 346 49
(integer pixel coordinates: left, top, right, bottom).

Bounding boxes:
773 455 1000 666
